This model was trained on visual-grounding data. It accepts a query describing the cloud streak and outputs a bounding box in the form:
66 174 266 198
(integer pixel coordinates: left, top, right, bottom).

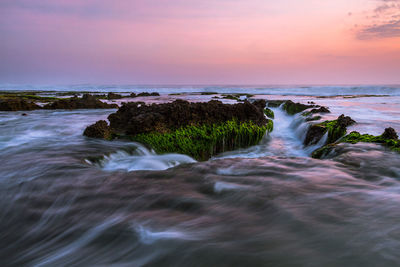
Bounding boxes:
357 0 400 39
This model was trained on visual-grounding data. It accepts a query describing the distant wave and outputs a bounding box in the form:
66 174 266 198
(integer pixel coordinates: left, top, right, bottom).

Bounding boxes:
1 84 400 96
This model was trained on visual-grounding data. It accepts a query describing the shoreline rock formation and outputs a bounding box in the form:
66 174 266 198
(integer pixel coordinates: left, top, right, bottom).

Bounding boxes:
84 99 273 160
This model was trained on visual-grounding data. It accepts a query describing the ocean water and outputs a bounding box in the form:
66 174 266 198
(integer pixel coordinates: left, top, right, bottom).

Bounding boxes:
1 86 400 266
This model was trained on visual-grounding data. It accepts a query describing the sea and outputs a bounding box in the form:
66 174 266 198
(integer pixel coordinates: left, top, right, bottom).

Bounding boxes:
1 84 400 266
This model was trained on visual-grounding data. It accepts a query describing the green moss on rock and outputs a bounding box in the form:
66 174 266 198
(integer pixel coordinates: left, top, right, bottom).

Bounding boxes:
132 119 272 161
264 108 275 119
312 128 400 158
304 115 355 146
283 100 314 115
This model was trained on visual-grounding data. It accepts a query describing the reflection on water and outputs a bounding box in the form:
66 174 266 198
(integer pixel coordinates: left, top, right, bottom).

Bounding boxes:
1 94 400 266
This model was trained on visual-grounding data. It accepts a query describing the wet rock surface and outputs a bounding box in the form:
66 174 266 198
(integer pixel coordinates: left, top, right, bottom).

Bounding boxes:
44 94 118 110
0 99 41 111
107 92 123 100
382 127 398 140
101 99 268 136
304 114 356 146
83 120 113 140
283 100 315 115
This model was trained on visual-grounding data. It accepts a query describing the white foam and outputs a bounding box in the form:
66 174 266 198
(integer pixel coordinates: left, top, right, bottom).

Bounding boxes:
96 145 196 172
135 225 199 245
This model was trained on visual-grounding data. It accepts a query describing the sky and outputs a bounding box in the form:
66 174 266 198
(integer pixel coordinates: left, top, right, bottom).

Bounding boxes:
0 0 400 85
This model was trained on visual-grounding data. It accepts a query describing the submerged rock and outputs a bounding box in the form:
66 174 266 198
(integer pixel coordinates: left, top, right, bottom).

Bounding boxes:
304 114 356 146
44 94 118 109
84 99 272 160
0 99 41 111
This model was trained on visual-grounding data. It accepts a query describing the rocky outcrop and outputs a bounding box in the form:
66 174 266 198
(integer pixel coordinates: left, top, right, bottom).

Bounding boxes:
84 99 272 160
83 120 113 140
107 93 123 100
0 99 41 111
44 94 118 109
137 92 160 97
312 127 400 158
304 114 356 146
381 127 398 140
107 99 268 135
283 100 315 115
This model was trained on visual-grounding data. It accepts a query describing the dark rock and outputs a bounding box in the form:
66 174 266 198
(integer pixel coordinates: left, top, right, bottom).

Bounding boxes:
304 124 327 146
84 99 271 160
304 114 356 146
107 92 123 100
21 113 28 116
382 127 398 140
305 116 321 122
337 114 356 128
83 120 113 140
0 99 41 111
137 92 160 97
44 94 118 109
283 100 315 115
309 106 330 114
106 99 268 136
266 100 286 108
130 93 137 98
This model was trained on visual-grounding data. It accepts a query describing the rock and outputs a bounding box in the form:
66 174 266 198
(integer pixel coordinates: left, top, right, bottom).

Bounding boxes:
107 92 123 100
137 92 160 97
83 120 113 140
283 100 315 115
264 107 275 119
0 99 41 111
21 113 28 116
84 99 272 160
130 93 137 97
266 100 286 108
309 106 330 114
382 127 398 140
304 114 356 146
337 114 356 128
107 99 268 135
44 94 118 109
305 116 321 122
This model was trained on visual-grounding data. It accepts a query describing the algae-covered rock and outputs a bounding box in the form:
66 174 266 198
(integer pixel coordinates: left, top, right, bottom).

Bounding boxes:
304 114 356 146
266 100 286 108
264 108 275 119
283 100 315 115
107 99 268 135
83 120 113 140
44 94 118 109
84 99 271 160
0 99 41 111
133 119 271 161
312 127 400 158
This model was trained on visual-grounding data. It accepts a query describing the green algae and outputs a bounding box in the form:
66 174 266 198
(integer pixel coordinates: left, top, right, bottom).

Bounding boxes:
0 93 59 102
282 100 311 115
317 119 348 144
264 108 275 119
132 119 272 161
312 131 400 158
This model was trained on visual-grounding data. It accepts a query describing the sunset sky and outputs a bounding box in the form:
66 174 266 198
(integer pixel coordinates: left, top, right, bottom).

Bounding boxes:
1 0 399 85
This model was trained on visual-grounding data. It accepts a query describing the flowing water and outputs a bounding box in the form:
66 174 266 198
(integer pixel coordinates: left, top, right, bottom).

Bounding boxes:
1 86 400 266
